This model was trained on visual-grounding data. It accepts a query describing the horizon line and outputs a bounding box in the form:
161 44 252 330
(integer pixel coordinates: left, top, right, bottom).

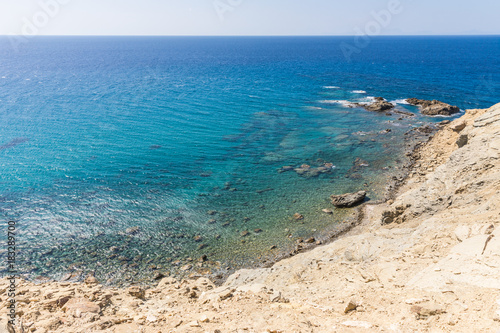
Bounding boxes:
2 34 500 38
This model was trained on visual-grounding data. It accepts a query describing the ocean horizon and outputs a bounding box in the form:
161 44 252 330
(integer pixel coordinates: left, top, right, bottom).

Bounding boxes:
1 35 499 285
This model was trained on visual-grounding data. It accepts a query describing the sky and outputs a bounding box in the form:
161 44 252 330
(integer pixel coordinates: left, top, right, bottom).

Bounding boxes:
1 0 500 36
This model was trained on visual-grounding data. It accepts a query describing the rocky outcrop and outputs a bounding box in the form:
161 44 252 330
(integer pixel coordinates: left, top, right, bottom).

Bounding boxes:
383 103 500 225
330 190 367 207
406 98 460 116
357 97 395 112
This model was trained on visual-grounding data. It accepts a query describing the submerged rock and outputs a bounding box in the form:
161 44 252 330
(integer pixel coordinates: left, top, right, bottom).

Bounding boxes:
406 98 460 116
294 162 335 178
278 166 295 173
330 191 367 208
125 226 140 235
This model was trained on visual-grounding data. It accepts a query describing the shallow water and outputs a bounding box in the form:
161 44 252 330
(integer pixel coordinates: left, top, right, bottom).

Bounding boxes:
0 36 498 284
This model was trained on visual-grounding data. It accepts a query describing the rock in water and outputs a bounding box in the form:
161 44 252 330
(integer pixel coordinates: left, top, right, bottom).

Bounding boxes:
406 98 460 116
354 97 394 112
293 213 304 220
330 191 367 208
364 99 395 112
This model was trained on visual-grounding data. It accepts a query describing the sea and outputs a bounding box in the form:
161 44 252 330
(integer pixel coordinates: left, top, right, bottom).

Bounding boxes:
0 36 499 285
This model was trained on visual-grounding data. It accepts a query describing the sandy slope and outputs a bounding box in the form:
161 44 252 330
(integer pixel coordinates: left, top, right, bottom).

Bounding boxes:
1 103 500 333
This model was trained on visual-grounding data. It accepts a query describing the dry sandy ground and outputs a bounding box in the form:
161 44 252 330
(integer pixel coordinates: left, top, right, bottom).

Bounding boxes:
1 103 500 333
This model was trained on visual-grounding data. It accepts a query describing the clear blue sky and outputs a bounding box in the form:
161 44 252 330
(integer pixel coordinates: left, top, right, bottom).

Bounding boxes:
2 0 500 36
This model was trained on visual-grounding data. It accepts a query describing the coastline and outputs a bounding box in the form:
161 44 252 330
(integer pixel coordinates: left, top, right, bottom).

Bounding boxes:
2 102 500 332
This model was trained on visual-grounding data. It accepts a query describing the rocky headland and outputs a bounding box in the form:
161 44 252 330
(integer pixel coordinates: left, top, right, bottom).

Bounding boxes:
1 103 500 333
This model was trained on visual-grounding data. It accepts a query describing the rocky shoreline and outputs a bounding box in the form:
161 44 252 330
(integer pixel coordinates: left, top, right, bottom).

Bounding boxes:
354 97 460 117
2 103 500 333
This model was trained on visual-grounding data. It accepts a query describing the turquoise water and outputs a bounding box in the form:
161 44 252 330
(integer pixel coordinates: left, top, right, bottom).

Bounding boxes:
0 36 499 284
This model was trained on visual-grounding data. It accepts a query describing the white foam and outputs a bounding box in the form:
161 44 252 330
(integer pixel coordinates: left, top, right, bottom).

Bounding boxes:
352 90 367 94
393 99 410 105
324 86 340 89
318 100 354 107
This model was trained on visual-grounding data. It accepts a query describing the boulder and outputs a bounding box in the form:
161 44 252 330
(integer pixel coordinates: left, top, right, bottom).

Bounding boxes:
125 226 140 235
330 191 367 208
406 98 460 116
450 120 467 132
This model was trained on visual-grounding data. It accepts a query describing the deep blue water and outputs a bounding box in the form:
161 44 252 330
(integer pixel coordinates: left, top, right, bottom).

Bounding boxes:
0 36 499 284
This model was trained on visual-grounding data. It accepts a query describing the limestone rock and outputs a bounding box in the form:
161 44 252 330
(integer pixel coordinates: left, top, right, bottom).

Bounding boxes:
62 298 100 317
411 304 446 320
344 300 358 313
218 289 233 301
381 205 408 224
330 191 366 208
127 286 145 299
456 134 468 147
157 277 177 288
450 120 467 132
